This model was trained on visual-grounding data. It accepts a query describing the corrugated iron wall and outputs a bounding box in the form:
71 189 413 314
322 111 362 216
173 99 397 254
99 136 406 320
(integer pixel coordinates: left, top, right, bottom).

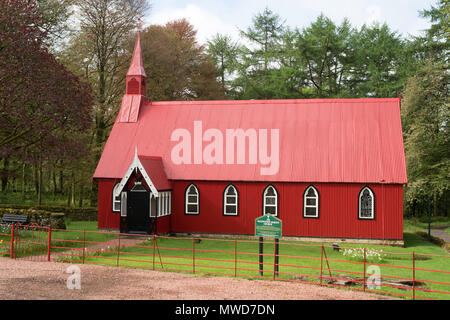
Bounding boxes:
170 181 403 240
98 179 120 230
98 179 403 240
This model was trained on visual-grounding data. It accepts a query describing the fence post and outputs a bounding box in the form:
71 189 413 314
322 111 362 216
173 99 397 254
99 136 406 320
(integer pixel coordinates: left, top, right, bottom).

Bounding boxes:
259 237 263 277
116 233 121 267
192 238 195 274
412 251 415 300
10 224 15 259
273 238 276 280
234 239 237 278
320 244 324 285
46 226 52 262
152 235 156 270
82 230 86 264
363 248 366 291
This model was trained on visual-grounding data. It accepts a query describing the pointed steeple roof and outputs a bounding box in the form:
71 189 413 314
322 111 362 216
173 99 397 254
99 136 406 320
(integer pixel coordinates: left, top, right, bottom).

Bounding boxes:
127 29 147 77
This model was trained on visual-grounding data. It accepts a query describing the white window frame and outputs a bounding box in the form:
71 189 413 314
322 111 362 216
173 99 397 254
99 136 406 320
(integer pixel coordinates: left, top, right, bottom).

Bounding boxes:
112 183 121 212
223 185 238 216
185 184 199 215
359 187 375 220
120 192 127 217
263 185 278 217
303 186 319 218
168 192 171 215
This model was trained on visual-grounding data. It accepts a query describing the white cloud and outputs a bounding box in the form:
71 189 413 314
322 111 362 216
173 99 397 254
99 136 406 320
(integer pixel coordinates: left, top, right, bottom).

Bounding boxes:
146 3 241 44
145 0 434 44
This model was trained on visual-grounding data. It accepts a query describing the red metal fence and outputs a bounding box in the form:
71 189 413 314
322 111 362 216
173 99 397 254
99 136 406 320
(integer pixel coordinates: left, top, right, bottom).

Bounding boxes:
1 223 449 300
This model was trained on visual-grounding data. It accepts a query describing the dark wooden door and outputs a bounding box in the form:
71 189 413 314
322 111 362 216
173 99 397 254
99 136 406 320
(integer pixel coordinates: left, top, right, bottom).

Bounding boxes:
127 191 149 234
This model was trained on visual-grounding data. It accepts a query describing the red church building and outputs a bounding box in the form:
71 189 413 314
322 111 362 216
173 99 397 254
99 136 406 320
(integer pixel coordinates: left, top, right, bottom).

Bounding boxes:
93 30 407 244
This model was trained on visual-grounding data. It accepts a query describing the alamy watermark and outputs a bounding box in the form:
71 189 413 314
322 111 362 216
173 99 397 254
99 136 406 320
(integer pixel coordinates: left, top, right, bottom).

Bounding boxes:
170 121 280 176
66 265 81 290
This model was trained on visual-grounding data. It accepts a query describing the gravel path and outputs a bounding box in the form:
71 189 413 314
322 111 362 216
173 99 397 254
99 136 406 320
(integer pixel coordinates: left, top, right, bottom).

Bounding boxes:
0 258 393 300
431 229 450 244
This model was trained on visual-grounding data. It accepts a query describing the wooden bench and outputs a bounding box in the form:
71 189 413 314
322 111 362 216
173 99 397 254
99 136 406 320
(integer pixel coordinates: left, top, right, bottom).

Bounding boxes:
1 214 28 225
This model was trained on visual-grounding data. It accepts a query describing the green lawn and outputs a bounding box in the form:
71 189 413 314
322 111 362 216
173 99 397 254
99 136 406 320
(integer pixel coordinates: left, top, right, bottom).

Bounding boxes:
0 220 116 259
404 217 450 232
2 219 449 300
57 226 449 300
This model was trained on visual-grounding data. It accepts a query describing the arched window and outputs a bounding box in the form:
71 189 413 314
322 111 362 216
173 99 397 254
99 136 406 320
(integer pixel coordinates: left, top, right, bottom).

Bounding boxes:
223 184 238 216
112 183 121 212
263 185 278 216
303 186 319 218
185 184 199 215
359 187 375 219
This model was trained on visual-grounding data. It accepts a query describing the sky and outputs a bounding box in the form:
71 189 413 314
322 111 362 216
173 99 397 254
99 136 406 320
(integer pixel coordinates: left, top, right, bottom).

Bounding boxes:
143 0 436 45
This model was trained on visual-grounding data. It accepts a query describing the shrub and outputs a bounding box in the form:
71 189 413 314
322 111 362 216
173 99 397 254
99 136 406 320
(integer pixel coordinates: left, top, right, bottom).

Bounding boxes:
341 247 386 262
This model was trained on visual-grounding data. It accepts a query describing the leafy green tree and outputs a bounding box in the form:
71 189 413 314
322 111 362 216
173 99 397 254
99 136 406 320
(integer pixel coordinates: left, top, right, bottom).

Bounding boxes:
234 7 286 99
402 60 449 216
349 23 407 97
294 15 356 98
417 0 449 62
207 33 239 95
141 19 225 101
36 0 74 47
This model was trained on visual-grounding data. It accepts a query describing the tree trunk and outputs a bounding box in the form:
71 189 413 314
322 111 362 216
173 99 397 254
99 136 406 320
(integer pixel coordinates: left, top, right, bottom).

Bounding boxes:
67 181 71 207
1 157 9 192
71 170 75 207
33 162 39 195
78 183 83 208
21 162 25 201
52 164 57 196
433 190 438 217
59 167 64 194
37 159 42 205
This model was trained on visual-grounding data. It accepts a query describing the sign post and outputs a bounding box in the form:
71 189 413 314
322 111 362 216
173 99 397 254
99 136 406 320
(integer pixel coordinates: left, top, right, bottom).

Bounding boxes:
255 215 282 278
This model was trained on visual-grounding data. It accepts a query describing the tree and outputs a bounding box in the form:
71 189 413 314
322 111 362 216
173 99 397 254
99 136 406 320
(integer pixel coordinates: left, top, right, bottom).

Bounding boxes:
348 23 407 97
402 60 449 216
0 0 93 155
294 15 356 98
141 19 225 101
417 0 449 62
64 0 150 161
233 8 286 99
36 0 75 47
207 33 239 95
0 0 93 202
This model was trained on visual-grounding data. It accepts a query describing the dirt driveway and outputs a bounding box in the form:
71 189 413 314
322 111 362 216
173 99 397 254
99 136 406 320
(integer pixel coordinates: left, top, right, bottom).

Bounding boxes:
0 258 394 300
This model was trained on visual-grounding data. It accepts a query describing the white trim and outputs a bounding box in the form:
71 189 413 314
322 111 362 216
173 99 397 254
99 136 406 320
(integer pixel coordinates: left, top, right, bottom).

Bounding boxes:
113 151 159 199
120 192 127 217
263 185 278 216
112 183 121 212
168 192 171 215
303 186 319 218
185 184 199 214
359 187 375 219
149 194 154 217
223 185 238 216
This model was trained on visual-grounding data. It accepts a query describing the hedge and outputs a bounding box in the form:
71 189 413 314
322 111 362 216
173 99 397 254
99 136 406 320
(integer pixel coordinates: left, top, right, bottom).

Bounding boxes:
0 204 97 222
0 208 66 229
0 205 98 229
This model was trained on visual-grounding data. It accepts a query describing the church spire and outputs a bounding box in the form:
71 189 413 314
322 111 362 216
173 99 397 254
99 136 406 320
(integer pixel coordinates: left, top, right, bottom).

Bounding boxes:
126 19 147 95
119 20 147 123
127 22 147 78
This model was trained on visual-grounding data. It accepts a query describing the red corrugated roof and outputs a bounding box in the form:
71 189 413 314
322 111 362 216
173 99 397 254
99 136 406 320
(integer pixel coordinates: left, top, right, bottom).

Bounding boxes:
139 156 172 190
93 98 407 184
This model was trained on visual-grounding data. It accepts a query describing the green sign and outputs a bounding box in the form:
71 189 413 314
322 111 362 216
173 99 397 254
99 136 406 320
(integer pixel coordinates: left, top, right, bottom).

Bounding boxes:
255 215 282 238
